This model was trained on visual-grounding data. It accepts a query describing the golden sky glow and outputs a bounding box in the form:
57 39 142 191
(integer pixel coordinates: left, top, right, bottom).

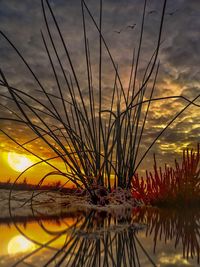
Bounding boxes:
0 150 70 185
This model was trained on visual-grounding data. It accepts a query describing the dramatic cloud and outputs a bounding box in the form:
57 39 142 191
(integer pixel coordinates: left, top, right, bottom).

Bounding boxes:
0 0 199 172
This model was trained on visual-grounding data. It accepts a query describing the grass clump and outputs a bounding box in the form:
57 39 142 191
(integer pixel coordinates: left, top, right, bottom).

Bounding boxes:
132 144 200 207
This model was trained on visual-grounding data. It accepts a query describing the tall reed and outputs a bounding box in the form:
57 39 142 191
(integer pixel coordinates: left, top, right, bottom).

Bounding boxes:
0 0 200 203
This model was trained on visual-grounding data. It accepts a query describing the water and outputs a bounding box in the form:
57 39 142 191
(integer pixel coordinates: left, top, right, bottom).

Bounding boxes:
0 190 200 267
0 201 200 267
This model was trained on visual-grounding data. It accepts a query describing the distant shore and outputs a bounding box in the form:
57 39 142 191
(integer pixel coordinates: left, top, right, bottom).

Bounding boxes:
0 181 75 194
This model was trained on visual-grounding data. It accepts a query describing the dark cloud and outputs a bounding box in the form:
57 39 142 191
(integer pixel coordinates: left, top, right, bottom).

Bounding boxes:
0 0 199 171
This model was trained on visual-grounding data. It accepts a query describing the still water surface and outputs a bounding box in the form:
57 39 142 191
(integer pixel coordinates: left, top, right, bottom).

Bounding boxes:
0 205 200 267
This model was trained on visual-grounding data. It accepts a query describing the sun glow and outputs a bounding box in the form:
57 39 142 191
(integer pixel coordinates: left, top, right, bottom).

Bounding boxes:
7 152 34 172
7 235 35 255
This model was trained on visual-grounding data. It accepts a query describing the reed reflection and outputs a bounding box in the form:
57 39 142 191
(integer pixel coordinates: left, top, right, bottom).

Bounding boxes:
134 207 200 264
4 209 156 267
2 206 200 266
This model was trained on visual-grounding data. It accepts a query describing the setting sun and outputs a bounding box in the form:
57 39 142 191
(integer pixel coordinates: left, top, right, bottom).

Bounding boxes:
7 152 34 172
7 235 35 255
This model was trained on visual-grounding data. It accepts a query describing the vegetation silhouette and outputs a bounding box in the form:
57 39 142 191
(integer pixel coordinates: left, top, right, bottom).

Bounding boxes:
132 144 200 207
0 179 74 193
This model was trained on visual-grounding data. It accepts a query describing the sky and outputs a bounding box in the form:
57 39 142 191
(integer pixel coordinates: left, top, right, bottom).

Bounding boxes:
0 0 200 182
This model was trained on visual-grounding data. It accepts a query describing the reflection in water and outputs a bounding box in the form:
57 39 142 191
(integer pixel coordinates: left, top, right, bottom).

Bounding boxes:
134 207 200 264
1 205 200 266
38 212 152 267
7 235 36 255
1 209 155 267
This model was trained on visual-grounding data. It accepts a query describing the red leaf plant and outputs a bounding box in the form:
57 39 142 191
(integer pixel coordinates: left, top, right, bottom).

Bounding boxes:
132 144 200 206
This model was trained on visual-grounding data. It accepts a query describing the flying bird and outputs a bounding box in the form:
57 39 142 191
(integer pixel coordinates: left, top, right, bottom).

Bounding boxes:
114 28 124 34
127 24 136 29
167 9 179 16
114 23 136 34
148 10 157 15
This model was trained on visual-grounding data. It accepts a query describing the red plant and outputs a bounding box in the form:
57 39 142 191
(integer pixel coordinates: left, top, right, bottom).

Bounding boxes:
132 144 200 206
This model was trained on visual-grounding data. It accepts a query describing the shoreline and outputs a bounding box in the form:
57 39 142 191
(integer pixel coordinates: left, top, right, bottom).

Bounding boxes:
0 189 142 223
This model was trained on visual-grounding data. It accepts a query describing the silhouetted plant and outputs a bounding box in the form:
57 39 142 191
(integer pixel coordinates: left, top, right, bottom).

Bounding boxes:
132 144 200 206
